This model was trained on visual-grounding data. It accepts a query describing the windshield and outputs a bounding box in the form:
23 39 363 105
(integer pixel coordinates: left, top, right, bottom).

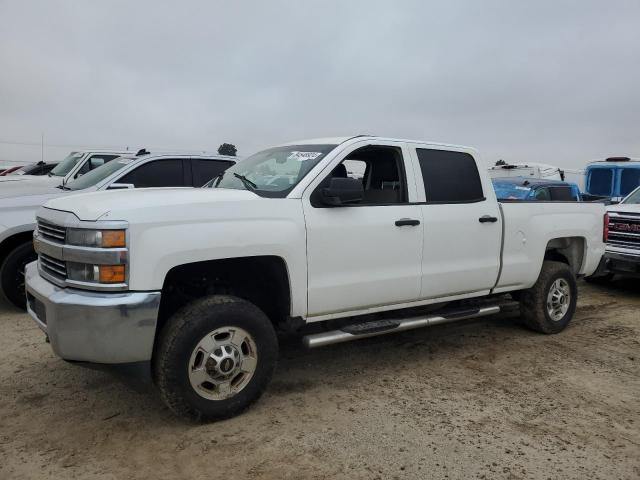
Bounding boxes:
492 181 532 200
65 157 133 190
49 152 84 177
210 144 337 197
622 186 640 204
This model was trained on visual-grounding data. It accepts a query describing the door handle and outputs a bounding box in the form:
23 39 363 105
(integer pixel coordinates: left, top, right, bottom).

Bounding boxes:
479 215 498 223
395 218 420 227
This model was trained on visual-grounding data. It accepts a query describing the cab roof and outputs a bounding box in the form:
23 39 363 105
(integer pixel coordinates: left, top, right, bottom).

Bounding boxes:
279 135 476 152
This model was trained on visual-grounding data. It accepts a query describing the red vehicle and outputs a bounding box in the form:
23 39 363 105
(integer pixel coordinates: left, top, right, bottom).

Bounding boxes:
0 165 23 176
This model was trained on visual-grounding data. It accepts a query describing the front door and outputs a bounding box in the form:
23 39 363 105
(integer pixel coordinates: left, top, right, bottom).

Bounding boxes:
303 142 424 318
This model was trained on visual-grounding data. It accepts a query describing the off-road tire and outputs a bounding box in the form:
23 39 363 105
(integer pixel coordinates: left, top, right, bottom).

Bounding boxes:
154 295 278 422
519 261 577 334
0 242 37 310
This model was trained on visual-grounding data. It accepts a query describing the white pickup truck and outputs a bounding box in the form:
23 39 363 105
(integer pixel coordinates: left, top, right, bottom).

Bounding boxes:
600 186 640 277
0 150 128 185
0 152 235 309
25 136 606 421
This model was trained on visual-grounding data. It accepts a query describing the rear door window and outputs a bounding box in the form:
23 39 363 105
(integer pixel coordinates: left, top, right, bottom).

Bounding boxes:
416 149 484 203
620 169 640 197
588 169 613 196
192 159 234 187
118 159 186 188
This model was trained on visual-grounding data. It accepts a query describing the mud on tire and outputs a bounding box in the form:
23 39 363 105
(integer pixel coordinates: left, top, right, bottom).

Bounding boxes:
153 295 278 422
519 260 577 334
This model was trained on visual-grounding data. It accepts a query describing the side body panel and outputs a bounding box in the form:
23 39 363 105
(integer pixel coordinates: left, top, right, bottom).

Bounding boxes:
102 193 310 318
496 201 605 292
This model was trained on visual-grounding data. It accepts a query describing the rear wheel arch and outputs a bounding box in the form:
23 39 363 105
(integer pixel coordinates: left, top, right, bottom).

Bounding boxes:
544 237 586 275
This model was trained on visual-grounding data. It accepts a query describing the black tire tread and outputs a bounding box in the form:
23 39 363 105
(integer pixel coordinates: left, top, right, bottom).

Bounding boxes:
519 261 577 334
0 241 36 310
154 295 278 422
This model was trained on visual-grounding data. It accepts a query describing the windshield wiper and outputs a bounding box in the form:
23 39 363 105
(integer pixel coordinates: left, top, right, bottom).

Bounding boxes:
233 173 257 190
208 171 225 187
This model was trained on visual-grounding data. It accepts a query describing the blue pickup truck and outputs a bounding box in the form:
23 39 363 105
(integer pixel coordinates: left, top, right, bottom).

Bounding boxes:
492 177 582 201
584 157 640 203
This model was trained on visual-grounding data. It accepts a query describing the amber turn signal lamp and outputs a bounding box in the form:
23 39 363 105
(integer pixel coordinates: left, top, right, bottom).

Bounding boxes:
102 230 126 248
99 265 126 283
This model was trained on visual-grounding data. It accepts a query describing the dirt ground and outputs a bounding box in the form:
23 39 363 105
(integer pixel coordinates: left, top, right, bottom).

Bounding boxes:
0 280 638 480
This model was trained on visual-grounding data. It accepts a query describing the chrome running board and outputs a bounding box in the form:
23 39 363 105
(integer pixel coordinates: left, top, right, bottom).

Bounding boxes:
303 306 502 348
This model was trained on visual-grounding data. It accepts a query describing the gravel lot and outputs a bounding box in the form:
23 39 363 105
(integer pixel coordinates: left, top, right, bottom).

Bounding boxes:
0 279 638 480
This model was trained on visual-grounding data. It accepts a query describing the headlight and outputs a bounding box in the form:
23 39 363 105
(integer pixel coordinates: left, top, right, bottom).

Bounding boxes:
66 229 126 248
67 262 126 284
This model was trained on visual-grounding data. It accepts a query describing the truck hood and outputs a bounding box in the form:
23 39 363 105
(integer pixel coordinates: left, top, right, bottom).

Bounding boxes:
44 187 261 221
0 180 63 199
607 203 640 214
0 174 61 184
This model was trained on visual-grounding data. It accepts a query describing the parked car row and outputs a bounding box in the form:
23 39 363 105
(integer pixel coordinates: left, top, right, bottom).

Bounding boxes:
0 150 236 308
11 135 609 422
0 161 59 176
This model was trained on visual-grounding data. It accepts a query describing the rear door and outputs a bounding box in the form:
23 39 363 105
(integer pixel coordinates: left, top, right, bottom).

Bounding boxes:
408 145 502 299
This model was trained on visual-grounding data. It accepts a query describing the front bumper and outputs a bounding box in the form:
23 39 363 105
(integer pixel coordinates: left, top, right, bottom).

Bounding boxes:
603 249 640 276
25 262 161 364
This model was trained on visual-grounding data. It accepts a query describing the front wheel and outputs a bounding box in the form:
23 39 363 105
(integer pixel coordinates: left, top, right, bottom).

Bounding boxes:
154 295 278 422
0 242 37 310
519 261 577 334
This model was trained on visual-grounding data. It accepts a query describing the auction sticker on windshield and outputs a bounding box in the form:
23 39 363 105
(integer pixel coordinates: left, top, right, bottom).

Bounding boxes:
287 151 323 162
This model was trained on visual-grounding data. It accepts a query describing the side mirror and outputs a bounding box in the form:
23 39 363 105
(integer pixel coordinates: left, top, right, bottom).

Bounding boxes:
321 177 363 206
107 183 135 190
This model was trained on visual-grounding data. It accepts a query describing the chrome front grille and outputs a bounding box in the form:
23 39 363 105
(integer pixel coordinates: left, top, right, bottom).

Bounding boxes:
608 213 640 250
37 219 66 244
39 253 67 281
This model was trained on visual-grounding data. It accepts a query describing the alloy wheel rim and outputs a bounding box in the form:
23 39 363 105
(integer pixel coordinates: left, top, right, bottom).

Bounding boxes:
546 278 571 321
188 326 258 401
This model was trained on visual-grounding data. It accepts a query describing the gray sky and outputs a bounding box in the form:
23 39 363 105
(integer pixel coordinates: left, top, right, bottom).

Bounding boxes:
1 0 639 169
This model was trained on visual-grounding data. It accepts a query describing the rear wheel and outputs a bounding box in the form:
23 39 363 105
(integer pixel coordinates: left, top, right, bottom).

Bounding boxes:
0 242 37 310
154 295 278 421
519 261 577 334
